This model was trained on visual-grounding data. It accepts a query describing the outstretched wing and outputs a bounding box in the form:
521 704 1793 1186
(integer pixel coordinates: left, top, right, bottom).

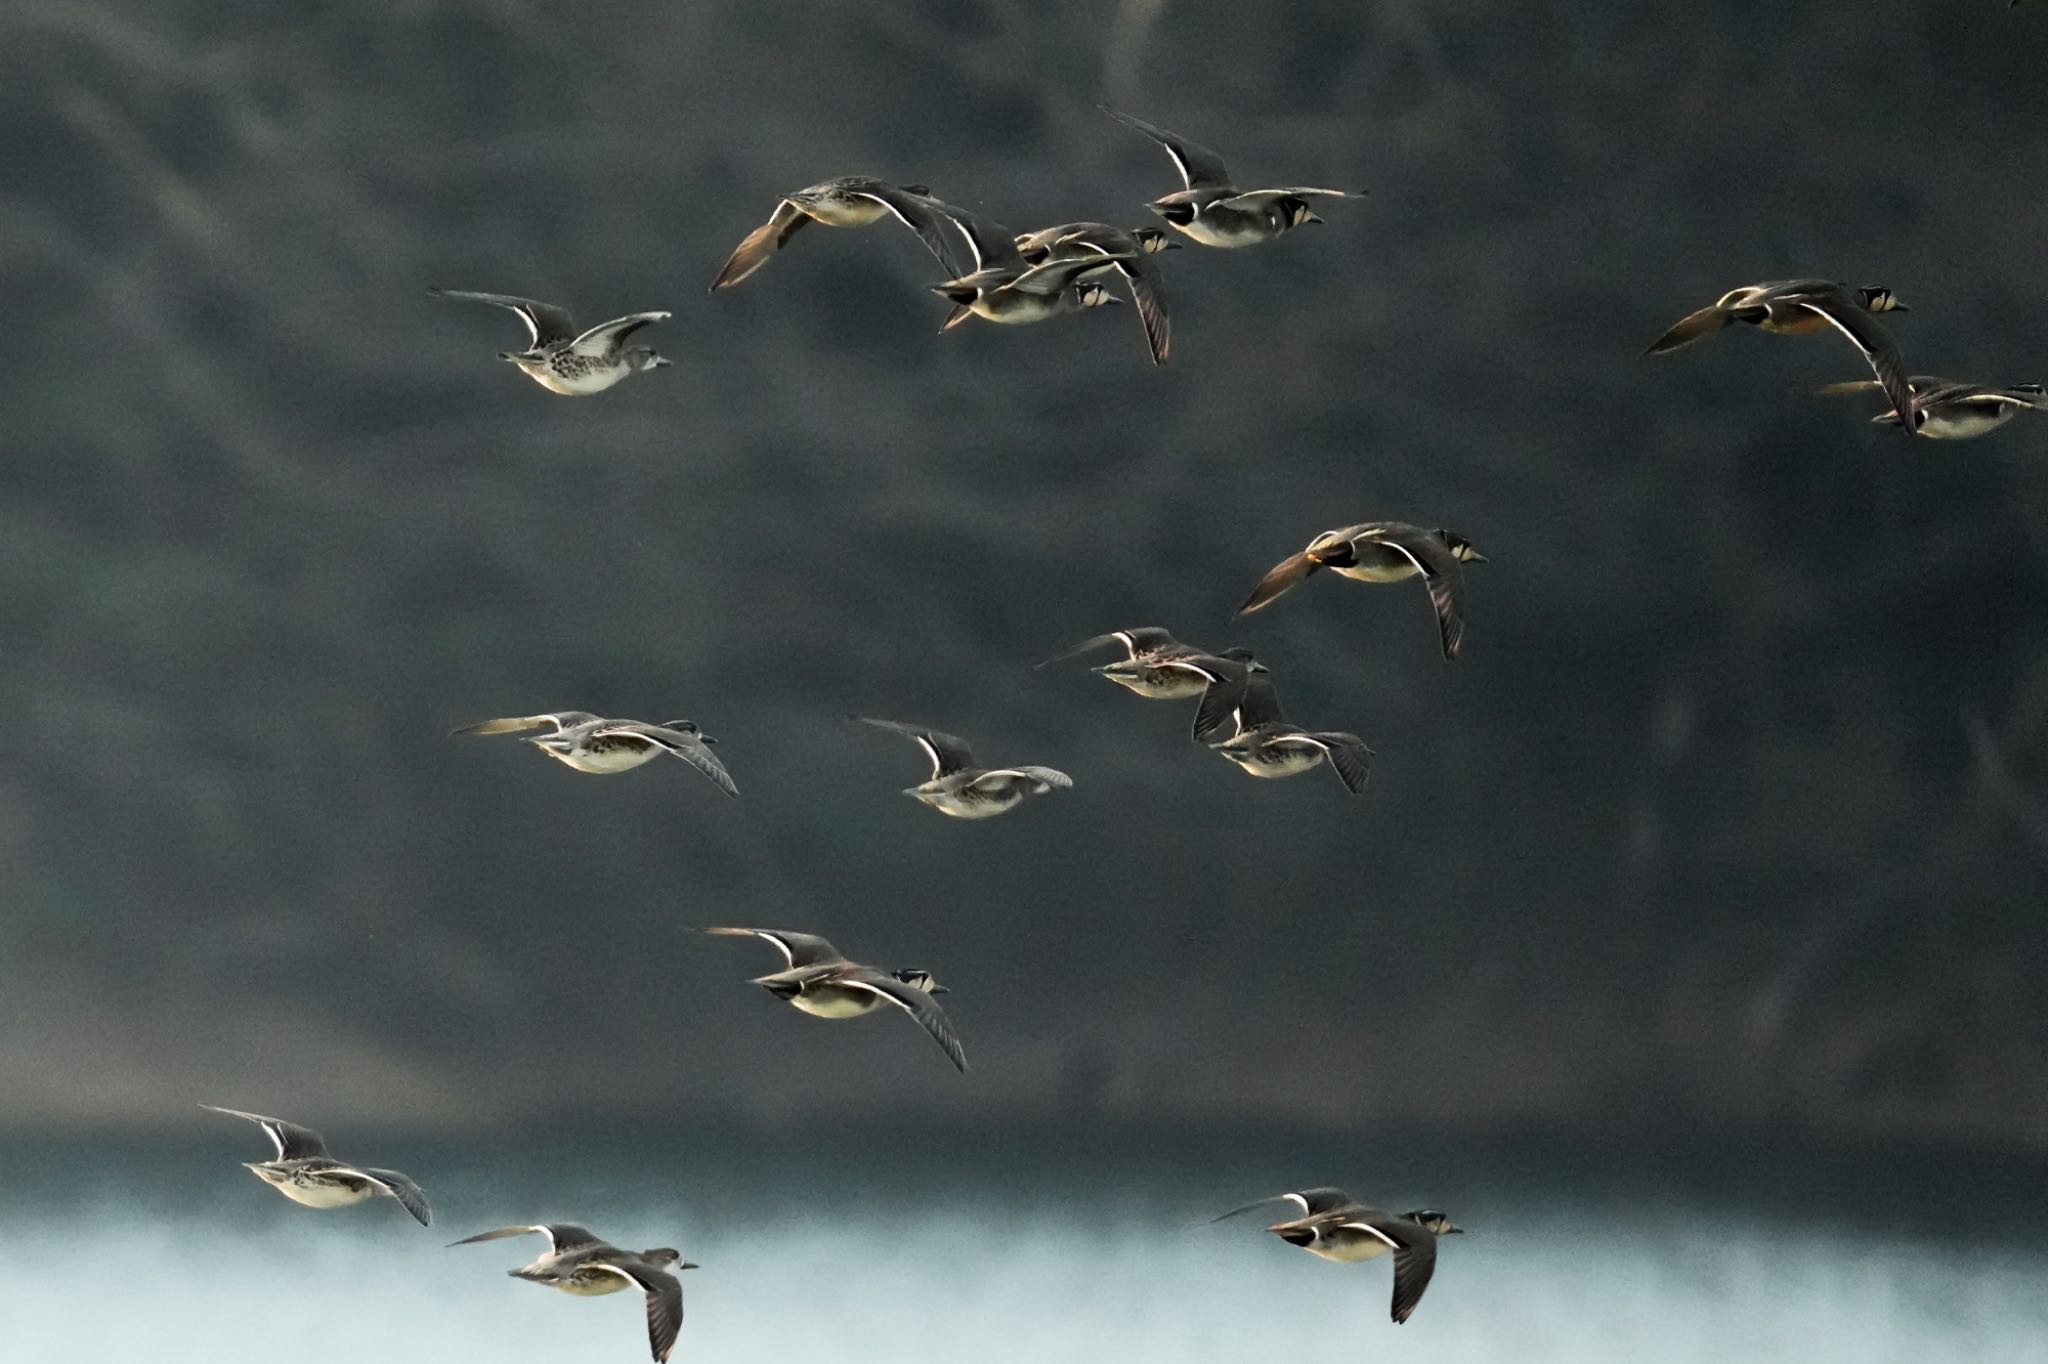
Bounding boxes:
1301 732 1373 793
355 1166 433 1227
200 1104 328 1160
449 711 596 737
710 198 813 291
427 288 577 346
848 184 965 275
448 1223 604 1253
570 312 670 358
922 199 1026 272
1036 627 1181 668
596 722 739 797
1163 655 1252 742
1008 253 1134 298
855 717 978 779
1367 527 1470 661
621 1264 685 1363
1236 550 1321 615
841 970 970 1072
1100 106 1234 189
702 926 846 969
973 766 1072 796
1792 291 1916 433
1337 1215 1440 1324
1643 301 1735 356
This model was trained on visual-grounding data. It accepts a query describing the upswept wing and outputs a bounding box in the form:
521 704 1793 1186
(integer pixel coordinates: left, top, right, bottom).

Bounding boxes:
1037 627 1182 668
427 289 578 347
1100 106 1234 189
703 926 847 970
200 1104 329 1160
855 717 978 779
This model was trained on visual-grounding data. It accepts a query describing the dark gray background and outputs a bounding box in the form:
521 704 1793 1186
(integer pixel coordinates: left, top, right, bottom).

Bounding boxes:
5 0 2046 1160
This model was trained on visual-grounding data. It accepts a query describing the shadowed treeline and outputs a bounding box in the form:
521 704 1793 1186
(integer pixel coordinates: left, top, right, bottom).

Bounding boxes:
3 0 2047 1152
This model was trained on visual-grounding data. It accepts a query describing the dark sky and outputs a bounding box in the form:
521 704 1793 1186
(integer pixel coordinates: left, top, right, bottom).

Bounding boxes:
4 0 2047 1153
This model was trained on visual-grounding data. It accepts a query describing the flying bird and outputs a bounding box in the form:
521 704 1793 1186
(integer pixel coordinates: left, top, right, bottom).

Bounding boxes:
1236 522 1485 661
1204 674 1372 794
922 200 1132 331
1213 1188 1463 1324
452 713 737 796
1645 279 1915 429
853 716 1071 819
703 926 968 1072
1100 106 1362 249
1037 628 1265 740
1814 375 2046 440
199 1104 430 1226
426 288 670 395
709 177 960 291
1013 221 1177 364
451 1223 694 1363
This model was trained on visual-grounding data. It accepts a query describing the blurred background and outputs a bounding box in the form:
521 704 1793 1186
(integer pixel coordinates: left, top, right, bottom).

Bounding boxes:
5 0 2047 1358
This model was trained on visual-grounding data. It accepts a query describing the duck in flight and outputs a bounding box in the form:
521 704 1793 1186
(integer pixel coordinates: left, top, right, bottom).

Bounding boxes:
200 1104 431 1226
451 1223 694 1362
1012 221 1177 364
452 712 737 796
1645 279 1915 429
1100 106 1362 249
1205 673 1372 794
1236 522 1485 661
853 716 1071 819
709 177 959 291
1213 1188 1462 1324
1814 375 2046 440
426 288 670 395
1037 628 1264 740
704 926 968 1072
922 200 1133 331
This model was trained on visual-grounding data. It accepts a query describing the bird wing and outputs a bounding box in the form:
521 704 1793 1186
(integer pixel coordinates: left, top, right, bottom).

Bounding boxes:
449 711 595 737
1367 527 1470 661
569 312 670 358
1791 293 1916 431
848 184 965 275
1301 732 1373 793
710 198 813 291
855 717 978 779
426 288 578 346
1643 300 1737 356
1351 1215 1441 1324
1007 253 1134 297
355 1166 433 1226
1225 674 1288 735
841 970 970 1072
1036 627 1180 668
200 1104 329 1159
1236 550 1321 615
922 199 1025 272
973 766 1073 795
702 927 846 970
448 1223 604 1253
1165 655 1252 742
1114 247 1171 365
1100 106 1234 189
619 1263 685 1363
596 722 740 797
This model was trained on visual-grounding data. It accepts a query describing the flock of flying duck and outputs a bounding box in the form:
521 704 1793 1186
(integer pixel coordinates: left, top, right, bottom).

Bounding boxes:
200 86 2039 1361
